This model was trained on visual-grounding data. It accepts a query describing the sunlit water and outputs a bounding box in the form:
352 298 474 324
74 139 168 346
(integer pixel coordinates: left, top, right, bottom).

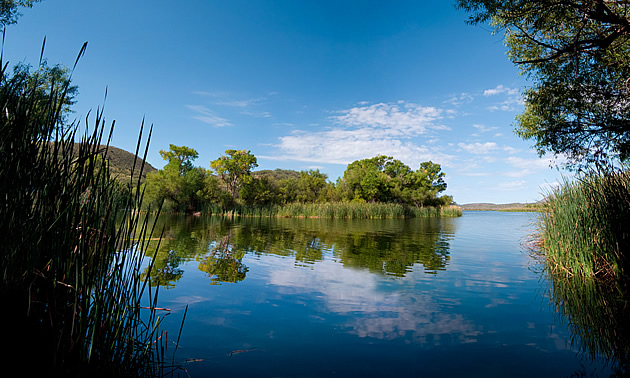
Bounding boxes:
147 211 618 377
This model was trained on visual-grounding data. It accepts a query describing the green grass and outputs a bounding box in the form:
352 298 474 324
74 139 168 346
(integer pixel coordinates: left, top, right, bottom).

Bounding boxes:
0 48 178 375
535 170 630 280
203 202 462 219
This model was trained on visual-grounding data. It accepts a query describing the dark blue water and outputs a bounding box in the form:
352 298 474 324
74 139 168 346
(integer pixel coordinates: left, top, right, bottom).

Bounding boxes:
150 212 618 377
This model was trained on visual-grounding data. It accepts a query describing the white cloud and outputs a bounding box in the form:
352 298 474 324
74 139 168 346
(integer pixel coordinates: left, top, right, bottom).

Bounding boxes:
444 93 474 106
242 110 272 118
332 102 446 137
262 102 454 167
483 85 518 96
264 129 454 167
457 142 499 154
458 142 519 155
504 156 552 177
186 105 232 127
472 124 498 133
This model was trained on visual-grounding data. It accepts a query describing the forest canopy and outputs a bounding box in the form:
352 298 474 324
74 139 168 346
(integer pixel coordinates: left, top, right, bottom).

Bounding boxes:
143 145 453 214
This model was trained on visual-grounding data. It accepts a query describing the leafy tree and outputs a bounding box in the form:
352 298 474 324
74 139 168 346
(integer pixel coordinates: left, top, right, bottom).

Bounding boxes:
296 169 329 203
339 156 393 202
144 144 208 213
457 0 630 168
0 0 42 30
210 149 258 206
339 156 450 206
410 161 448 206
159 144 198 174
4 60 78 134
240 175 278 206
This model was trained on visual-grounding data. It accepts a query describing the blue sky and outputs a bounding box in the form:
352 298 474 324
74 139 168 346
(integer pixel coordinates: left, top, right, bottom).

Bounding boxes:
5 0 567 204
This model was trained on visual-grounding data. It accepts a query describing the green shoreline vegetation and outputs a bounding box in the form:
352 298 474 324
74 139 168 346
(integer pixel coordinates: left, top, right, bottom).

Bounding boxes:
0 3 178 376
142 145 460 219
535 171 630 281
0 56 179 375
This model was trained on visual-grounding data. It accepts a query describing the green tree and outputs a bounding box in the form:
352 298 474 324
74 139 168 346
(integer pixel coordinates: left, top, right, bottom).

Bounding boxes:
340 156 393 202
0 0 42 30
144 144 207 213
457 0 630 168
410 161 448 207
6 60 78 132
210 149 258 206
296 169 329 203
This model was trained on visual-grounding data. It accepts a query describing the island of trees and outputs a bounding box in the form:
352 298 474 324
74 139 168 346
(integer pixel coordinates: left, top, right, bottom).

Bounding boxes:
142 144 459 218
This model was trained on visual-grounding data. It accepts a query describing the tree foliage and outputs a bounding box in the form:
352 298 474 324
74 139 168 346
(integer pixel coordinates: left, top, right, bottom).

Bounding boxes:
145 146 452 213
0 0 42 30
144 144 208 213
210 149 258 204
457 0 630 168
339 155 450 206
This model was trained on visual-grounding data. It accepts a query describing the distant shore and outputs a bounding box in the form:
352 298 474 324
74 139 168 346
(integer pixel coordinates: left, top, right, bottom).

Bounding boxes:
459 203 542 212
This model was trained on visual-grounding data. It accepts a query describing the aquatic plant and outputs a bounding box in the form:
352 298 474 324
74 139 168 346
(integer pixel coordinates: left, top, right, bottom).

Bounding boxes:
201 202 461 219
0 48 178 375
536 170 630 280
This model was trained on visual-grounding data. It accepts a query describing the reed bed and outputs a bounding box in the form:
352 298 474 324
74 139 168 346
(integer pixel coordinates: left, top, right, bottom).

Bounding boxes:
537 170 630 280
0 51 176 375
203 202 462 219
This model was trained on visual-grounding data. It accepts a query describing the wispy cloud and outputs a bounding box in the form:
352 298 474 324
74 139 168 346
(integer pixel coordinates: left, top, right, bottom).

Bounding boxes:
444 92 474 106
186 105 232 127
332 102 447 136
265 129 454 167
261 102 454 167
241 110 272 118
193 90 271 116
472 124 498 133
458 142 519 155
457 142 498 154
482 85 523 112
483 85 518 96
505 156 552 177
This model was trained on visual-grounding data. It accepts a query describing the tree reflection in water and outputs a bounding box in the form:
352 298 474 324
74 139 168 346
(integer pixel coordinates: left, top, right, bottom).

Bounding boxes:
141 215 455 287
197 235 248 285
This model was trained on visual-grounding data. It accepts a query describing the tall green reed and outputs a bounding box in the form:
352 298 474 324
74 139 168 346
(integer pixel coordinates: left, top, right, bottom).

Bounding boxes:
0 45 178 376
204 202 462 219
537 170 630 280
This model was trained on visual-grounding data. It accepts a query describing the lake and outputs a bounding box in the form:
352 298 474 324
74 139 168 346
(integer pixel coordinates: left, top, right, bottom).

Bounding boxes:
145 211 623 377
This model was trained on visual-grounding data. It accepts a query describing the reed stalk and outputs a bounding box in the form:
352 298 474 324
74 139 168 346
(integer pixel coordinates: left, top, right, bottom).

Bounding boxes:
537 170 630 280
201 202 462 219
0 47 175 375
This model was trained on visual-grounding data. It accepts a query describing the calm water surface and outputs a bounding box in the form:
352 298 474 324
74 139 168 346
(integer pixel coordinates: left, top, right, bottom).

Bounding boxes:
146 211 620 377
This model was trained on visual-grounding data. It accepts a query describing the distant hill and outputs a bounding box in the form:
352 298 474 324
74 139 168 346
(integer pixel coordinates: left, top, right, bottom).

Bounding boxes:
459 202 542 211
62 144 157 184
98 145 158 184
253 169 301 181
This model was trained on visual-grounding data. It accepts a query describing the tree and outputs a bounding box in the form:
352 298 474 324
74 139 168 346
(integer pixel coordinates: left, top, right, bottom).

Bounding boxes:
0 0 42 30
4 60 78 134
457 0 630 168
295 169 329 203
210 149 258 206
410 161 448 207
340 156 393 202
159 144 198 174
144 144 207 213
